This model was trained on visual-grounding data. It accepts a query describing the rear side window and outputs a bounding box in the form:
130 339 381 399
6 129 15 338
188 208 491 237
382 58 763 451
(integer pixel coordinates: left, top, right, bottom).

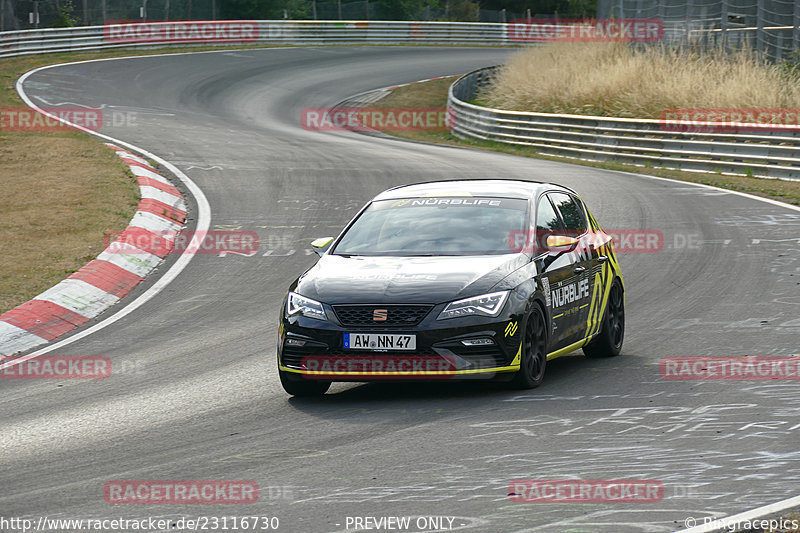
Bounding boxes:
549 193 587 233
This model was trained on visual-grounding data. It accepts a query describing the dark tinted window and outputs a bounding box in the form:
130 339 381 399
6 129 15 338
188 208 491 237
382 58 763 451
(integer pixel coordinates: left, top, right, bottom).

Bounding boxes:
550 193 587 233
536 196 562 233
333 197 528 256
533 196 563 253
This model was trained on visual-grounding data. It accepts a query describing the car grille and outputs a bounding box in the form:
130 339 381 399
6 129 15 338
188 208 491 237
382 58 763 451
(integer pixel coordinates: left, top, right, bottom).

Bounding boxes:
332 305 433 327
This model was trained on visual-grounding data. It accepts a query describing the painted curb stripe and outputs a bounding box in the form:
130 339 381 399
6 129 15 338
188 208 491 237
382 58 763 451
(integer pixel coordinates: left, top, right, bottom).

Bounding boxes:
128 210 183 234
68 260 144 298
111 227 174 259
120 157 159 172
139 185 187 209
115 152 150 166
95 244 164 278
137 198 187 223
36 279 121 318
1 301 90 340
136 176 182 197
0 322 49 356
0 142 187 356
128 163 170 179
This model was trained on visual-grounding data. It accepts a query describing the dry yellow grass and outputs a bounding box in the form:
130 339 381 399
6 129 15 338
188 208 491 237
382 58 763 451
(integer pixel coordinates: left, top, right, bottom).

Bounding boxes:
0 133 140 313
370 75 800 206
483 42 800 118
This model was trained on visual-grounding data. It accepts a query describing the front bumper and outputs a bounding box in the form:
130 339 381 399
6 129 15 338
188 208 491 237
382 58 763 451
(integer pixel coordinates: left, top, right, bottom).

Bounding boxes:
278 308 523 381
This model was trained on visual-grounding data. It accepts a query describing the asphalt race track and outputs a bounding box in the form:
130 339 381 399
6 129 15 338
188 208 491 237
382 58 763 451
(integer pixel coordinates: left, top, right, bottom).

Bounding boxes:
3 46 800 532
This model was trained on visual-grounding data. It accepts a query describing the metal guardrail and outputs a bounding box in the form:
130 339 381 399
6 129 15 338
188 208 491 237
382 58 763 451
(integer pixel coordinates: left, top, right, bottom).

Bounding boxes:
4 21 799 180
448 66 800 181
0 20 516 58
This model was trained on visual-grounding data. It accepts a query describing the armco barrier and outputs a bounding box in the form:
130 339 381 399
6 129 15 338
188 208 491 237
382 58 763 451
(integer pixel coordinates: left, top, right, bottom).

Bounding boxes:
0 20 518 58
4 21 800 181
447 66 800 180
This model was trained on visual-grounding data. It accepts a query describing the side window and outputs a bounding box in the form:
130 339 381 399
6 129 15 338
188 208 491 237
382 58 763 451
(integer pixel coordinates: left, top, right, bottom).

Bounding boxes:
536 195 562 231
549 193 587 234
535 195 563 251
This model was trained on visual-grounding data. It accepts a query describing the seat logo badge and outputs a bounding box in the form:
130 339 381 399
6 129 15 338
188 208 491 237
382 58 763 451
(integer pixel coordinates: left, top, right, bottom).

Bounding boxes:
373 309 388 321
505 321 518 337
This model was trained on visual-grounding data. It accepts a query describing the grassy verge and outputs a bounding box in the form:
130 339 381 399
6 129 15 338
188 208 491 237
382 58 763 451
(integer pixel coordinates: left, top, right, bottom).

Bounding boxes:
0 42 490 316
0 45 280 314
0 132 139 314
2 41 799 314
368 77 800 207
482 42 800 117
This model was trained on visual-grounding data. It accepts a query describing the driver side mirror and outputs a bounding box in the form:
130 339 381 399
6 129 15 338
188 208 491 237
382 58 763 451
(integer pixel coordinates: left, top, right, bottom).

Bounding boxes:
310 237 334 256
546 234 579 253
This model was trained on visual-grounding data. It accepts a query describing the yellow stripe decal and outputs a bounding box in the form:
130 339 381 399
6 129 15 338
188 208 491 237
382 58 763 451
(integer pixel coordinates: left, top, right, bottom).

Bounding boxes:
546 338 589 360
279 364 520 376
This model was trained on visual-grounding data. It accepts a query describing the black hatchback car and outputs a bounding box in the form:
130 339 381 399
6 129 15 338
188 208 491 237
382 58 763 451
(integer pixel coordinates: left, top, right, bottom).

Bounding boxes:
278 180 625 396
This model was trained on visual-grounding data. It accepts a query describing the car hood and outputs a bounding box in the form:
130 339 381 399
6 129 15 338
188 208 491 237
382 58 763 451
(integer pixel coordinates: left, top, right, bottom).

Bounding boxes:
294 254 527 305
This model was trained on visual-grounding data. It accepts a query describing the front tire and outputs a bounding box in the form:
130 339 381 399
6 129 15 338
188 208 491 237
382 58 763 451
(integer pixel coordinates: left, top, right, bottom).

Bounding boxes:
509 305 547 389
583 279 624 358
279 369 331 396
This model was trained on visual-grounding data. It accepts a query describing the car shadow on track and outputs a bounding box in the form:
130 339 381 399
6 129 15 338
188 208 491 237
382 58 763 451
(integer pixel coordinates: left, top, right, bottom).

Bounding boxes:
285 352 652 412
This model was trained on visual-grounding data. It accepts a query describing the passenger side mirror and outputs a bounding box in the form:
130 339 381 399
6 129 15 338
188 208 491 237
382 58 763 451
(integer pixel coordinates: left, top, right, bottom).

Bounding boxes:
310 237 334 256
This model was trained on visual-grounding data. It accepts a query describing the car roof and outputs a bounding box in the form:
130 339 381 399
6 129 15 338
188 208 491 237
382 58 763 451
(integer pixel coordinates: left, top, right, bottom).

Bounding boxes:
372 179 577 201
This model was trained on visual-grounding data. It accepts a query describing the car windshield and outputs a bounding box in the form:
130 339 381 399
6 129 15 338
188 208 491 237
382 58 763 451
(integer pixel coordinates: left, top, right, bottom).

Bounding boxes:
333 196 528 256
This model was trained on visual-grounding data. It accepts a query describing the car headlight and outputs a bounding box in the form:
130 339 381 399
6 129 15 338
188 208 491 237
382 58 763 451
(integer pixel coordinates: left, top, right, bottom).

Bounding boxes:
437 291 510 320
287 292 327 320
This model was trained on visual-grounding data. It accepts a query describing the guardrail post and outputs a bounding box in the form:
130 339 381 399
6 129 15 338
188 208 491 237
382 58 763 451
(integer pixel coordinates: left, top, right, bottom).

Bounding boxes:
1 0 5 32
794 1 800 55
720 0 728 49
756 0 765 54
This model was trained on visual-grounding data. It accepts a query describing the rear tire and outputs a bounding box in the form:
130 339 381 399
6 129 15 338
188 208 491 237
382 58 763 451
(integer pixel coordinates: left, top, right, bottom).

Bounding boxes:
583 279 624 358
508 305 547 389
279 369 331 397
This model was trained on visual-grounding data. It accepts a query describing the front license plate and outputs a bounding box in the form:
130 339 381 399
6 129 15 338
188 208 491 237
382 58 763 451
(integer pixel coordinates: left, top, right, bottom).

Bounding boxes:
344 333 416 351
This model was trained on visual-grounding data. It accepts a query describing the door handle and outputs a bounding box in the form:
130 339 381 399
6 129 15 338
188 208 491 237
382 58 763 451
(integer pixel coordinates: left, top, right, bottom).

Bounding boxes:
573 266 586 274
598 255 609 263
